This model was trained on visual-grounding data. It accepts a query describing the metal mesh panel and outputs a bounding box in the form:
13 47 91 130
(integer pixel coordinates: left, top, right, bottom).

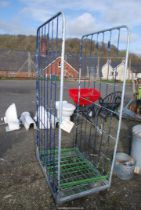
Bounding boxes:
35 12 65 196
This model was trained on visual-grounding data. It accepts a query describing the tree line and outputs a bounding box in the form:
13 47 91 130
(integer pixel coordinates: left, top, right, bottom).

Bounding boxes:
0 34 141 69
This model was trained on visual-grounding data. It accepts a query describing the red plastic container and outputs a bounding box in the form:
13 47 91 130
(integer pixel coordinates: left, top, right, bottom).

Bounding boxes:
69 88 101 106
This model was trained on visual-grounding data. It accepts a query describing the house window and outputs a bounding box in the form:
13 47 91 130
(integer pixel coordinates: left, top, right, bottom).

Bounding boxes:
58 61 61 68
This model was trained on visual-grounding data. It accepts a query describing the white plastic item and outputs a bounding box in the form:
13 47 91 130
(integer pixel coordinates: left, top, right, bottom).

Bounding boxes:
34 106 57 129
60 119 74 133
131 125 141 174
47 111 57 128
20 112 36 130
55 101 67 120
56 101 76 121
4 103 20 132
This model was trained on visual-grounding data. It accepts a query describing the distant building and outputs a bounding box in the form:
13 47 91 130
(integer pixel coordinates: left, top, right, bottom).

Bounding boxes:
136 73 141 79
113 60 131 81
80 56 107 79
44 56 78 79
40 37 48 57
0 49 78 79
0 48 140 81
101 59 134 81
101 60 113 80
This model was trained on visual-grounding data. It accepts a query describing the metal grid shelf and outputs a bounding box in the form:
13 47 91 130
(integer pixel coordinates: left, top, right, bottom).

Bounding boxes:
39 148 108 194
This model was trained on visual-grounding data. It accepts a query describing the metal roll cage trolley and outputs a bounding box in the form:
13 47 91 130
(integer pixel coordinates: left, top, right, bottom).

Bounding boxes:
35 12 130 204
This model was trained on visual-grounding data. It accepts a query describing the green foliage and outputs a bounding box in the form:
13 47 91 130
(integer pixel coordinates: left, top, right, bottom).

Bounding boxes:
0 34 36 51
66 38 80 54
129 53 141 66
0 35 141 70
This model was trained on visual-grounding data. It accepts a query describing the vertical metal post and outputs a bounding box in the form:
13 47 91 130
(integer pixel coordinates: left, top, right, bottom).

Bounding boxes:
58 12 66 186
109 27 130 185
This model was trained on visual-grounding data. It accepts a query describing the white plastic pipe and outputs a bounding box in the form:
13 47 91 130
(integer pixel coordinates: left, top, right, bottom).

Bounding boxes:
20 112 36 130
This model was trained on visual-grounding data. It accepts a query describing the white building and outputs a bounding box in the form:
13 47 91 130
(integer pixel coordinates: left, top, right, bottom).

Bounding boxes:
101 60 114 80
113 60 132 81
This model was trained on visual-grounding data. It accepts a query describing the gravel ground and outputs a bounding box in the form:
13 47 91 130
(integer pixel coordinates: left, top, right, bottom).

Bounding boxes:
0 80 141 210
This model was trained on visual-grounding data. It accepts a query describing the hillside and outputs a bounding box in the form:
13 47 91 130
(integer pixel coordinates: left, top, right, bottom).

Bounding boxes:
0 35 141 72
0 35 36 52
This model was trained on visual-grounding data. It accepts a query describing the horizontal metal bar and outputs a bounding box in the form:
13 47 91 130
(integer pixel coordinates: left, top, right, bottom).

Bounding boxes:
37 11 62 32
60 175 108 189
82 25 129 39
56 184 109 204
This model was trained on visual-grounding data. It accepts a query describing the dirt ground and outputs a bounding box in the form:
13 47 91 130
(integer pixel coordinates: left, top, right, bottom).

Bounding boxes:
0 80 141 210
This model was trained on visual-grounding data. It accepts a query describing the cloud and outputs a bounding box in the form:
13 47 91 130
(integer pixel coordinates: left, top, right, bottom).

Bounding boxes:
20 0 105 19
1 0 141 53
67 13 99 37
19 0 141 36
20 0 103 36
21 7 51 22
102 0 141 27
19 0 141 26
0 0 10 8
20 0 62 21
0 20 34 35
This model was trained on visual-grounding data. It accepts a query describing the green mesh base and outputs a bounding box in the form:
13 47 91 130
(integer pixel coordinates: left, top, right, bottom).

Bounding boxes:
39 147 108 194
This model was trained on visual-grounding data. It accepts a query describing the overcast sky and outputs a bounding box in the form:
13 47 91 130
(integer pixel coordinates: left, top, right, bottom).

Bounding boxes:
0 0 141 54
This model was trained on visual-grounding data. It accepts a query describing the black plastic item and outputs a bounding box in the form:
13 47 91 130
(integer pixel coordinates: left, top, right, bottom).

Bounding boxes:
99 91 122 119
